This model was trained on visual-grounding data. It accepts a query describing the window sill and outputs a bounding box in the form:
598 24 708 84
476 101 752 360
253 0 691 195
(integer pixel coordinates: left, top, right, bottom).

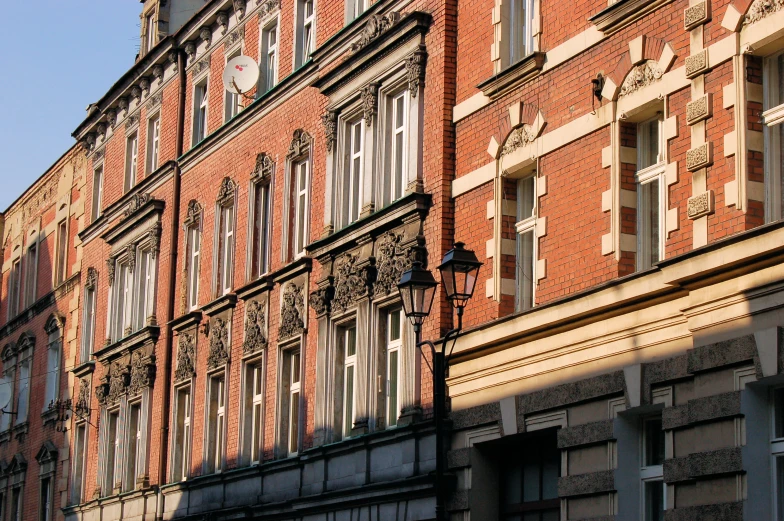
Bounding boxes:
0 429 10 444
588 0 673 35
477 52 545 99
169 310 203 333
202 293 238 317
236 274 275 301
12 421 28 441
41 407 58 427
72 360 95 378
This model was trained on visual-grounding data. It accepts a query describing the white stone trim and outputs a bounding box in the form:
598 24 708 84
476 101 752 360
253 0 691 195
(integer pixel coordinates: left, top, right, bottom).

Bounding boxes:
452 162 495 197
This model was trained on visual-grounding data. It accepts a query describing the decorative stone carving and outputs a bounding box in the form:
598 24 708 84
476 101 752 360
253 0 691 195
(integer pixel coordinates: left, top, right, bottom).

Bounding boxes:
105 109 117 129
128 351 155 396
405 48 427 98
93 148 104 162
309 288 331 317
139 77 151 96
94 382 108 405
130 86 142 102
118 97 129 114
207 318 230 369
226 26 244 49
85 267 98 290
745 0 784 25
251 153 274 180
321 111 338 151
618 61 663 97
258 0 281 19
126 243 137 273
217 177 236 205
44 315 62 335
287 129 312 159
75 380 91 418
216 12 229 35
332 253 370 314
687 190 715 219
361 84 379 125
148 222 162 259
124 193 152 217
233 0 247 19
684 1 710 30
127 113 140 128
502 125 537 155
174 333 197 382
184 200 202 227
200 26 212 48
685 49 709 78
147 92 163 112
350 12 400 53
686 94 712 125
279 283 305 339
152 64 164 84
101 362 129 406
194 57 211 75
168 50 179 72
243 300 267 354
686 142 712 171
184 42 197 63
374 231 413 297
96 123 107 140
106 258 116 286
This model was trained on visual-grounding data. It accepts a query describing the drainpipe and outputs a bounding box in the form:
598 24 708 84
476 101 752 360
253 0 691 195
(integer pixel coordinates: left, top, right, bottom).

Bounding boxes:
156 47 186 521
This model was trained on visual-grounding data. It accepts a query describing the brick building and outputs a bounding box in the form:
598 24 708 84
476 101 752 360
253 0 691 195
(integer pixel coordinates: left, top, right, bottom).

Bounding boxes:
1 0 784 520
0 146 85 521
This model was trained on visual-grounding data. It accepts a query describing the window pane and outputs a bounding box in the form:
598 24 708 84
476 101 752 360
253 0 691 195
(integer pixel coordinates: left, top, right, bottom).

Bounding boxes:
390 309 401 341
644 481 664 521
346 327 357 357
518 176 535 221
517 230 534 311
644 417 665 466
290 391 300 453
344 365 354 436
775 388 784 439
388 350 398 426
291 352 300 383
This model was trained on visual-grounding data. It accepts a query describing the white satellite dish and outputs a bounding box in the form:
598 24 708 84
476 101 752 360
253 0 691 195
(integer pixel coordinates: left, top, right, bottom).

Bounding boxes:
0 381 12 413
223 56 260 95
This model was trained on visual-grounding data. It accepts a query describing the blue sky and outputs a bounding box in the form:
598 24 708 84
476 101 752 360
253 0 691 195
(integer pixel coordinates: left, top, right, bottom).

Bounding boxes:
0 1 142 211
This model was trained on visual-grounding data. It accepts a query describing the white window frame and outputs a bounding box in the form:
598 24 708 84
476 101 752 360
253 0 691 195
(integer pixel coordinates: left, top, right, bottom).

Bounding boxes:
506 0 535 66
249 178 271 280
388 90 409 204
0 369 14 432
242 359 265 464
340 117 365 227
133 248 155 331
55 218 68 285
217 204 235 296
515 175 537 312
15 351 31 425
145 12 155 53
292 159 310 259
172 384 192 482
640 415 665 521
260 21 279 94
111 261 132 342
295 0 315 68
385 308 403 428
8 255 21 319
125 132 138 193
288 349 301 456
341 325 357 439
186 224 201 311
224 48 243 122
92 166 104 221
81 283 96 363
124 400 143 492
71 421 88 504
103 407 121 495
192 80 209 146
24 241 38 308
347 0 367 22
146 115 160 175
43 329 61 410
636 116 666 271
39 476 52 521
205 372 227 474
764 50 784 223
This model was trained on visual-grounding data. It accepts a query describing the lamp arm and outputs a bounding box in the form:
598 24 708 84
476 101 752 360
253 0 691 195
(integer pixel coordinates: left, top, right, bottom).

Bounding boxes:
416 339 437 375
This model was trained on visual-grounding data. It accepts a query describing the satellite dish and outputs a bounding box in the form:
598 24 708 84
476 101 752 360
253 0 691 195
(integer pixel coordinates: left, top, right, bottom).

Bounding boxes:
0 381 11 412
223 56 260 95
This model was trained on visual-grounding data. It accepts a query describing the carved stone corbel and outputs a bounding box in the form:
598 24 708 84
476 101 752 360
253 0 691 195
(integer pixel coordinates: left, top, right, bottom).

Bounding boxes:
405 47 427 98
200 26 212 48
361 84 379 126
321 111 338 151
216 11 229 35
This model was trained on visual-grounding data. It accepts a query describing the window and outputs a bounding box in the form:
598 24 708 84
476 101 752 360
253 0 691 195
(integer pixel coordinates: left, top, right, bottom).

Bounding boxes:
385 309 403 428
8 256 21 318
636 117 665 271
71 422 88 503
0 371 13 431
39 477 52 521
260 23 278 93
55 219 68 285
291 159 310 258
773 387 784 519
16 354 30 425
206 373 226 473
340 326 357 438
242 362 264 464
145 12 155 53
295 0 315 68
225 49 242 122
288 350 301 456
499 430 560 520
134 249 154 331
764 51 784 222
250 181 271 279
192 81 209 145
348 0 367 22
92 167 104 221
641 416 665 521
216 204 235 296
505 0 535 66
383 91 409 206
81 284 96 363
186 224 201 310
111 261 132 341
515 175 536 311
25 242 38 307
104 410 120 494
146 115 160 174
125 133 138 193
125 402 142 491
340 118 365 227
44 329 61 409
172 386 192 481
10 487 21 521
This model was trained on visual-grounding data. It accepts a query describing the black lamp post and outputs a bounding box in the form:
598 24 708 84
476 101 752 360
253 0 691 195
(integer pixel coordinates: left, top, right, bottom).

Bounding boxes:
397 243 482 521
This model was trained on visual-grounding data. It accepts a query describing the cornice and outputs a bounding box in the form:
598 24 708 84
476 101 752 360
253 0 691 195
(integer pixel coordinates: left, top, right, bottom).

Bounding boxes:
476 52 546 99
588 0 674 35
202 294 238 317
169 310 203 332
236 275 275 301
99 196 165 246
93 326 160 363
0 272 79 341
270 257 313 285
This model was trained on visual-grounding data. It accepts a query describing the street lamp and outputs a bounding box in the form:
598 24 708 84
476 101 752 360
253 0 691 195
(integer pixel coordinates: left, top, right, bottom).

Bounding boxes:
397 243 482 521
